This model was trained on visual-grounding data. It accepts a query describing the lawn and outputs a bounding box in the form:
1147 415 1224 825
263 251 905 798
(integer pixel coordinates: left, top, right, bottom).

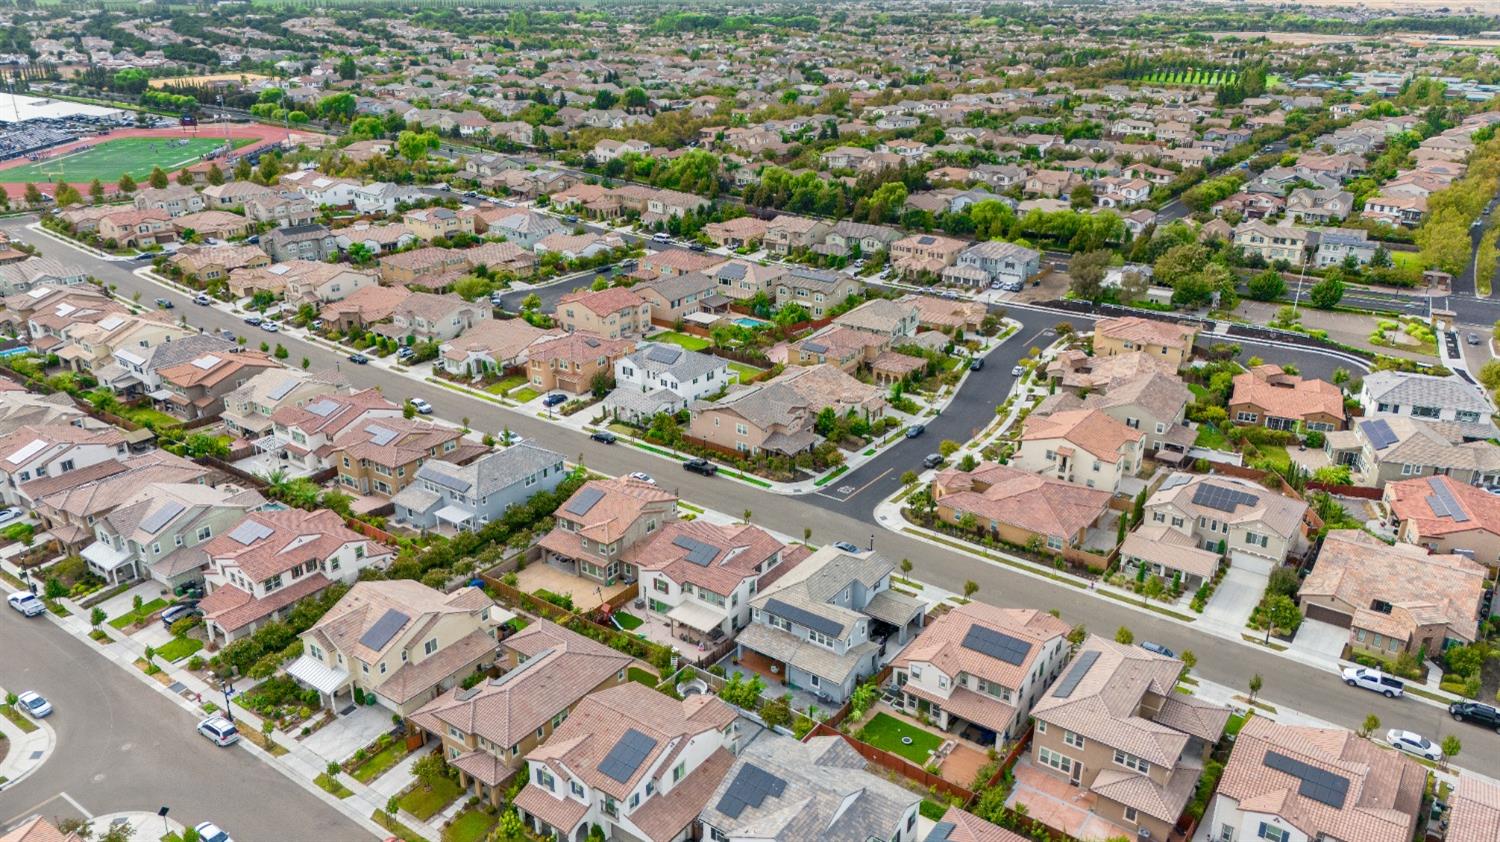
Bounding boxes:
315 772 353 798
1255 444 1291 472
442 808 498 842
121 406 181 429
614 611 644 631
349 739 410 784
855 712 943 765
510 386 540 403
1187 383 1213 403
1225 710 1252 738
0 136 252 184
728 361 765 383
372 810 425 842
485 374 527 395
649 330 710 351
1194 423 1231 451
109 598 167 629
1389 250 1424 271
154 636 203 662
627 666 658 686
399 774 465 821
0 703 37 733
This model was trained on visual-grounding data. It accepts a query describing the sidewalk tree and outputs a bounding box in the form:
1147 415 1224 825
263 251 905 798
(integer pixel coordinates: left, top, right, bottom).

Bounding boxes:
1180 649 1197 677
1246 268 1286 301
1358 713 1380 738
118 173 137 194
1307 274 1345 309
148 166 169 189
1248 672 1263 702
1260 593 1301 643
1441 735 1461 766
963 580 979 599
90 607 106 628
1115 626 1134 645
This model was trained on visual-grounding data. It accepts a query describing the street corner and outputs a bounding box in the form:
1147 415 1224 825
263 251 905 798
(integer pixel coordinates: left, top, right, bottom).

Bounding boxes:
0 684 59 792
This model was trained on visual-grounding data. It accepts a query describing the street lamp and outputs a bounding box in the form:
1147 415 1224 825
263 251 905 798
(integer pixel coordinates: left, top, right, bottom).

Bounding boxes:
868 533 875 552
222 679 235 723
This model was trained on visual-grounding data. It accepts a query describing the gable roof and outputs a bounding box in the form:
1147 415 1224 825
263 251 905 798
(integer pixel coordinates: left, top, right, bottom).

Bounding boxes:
934 461 1112 538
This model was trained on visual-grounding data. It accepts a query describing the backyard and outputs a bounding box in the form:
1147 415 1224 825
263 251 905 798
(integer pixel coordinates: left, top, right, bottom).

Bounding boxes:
648 330 710 351
855 712 944 765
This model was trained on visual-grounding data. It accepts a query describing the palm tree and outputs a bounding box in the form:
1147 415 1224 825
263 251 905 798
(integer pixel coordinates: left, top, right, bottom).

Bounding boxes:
259 468 293 501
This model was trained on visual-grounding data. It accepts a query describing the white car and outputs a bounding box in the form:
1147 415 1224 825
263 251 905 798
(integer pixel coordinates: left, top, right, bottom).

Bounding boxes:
7 591 44 617
197 715 239 747
1386 729 1443 761
628 472 656 484
409 398 433 415
1011 365 1024 377
0 506 23 525
1342 666 1405 698
17 690 51 718
260 321 280 333
194 821 233 842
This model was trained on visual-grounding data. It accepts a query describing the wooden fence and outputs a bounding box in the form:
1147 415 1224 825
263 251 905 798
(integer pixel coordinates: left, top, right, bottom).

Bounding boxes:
808 719 976 803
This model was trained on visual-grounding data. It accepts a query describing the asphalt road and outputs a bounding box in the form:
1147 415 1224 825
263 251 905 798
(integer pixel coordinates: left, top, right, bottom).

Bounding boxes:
10 218 1500 778
0 608 363 841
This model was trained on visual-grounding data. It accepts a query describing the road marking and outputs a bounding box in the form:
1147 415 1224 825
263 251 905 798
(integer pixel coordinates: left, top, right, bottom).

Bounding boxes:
818 467 892 502
5 792 94 826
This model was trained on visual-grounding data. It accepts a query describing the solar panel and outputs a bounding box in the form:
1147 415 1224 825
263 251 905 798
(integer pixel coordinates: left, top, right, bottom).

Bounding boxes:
1264 750 1350 809
672 535 721 566
359 608 410 652
305 398 339 417
1052 650 1099 699
803 341 827 354
1363 418 1398 450
597 728 659 784
139 500 186 534
924 821 956 842
266 377 299 401
764 597 844 638
191 355 221 370
565 486 606 516
1427 477 1469 523
1191 483 1260 514
227 519 273 545
715 763 787 819
645 345 682 365
429 470 472 494
961 625 1031 666
365 425 399 446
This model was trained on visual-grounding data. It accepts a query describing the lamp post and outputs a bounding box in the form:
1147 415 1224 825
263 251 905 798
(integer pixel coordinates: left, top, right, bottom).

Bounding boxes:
222 679 235 723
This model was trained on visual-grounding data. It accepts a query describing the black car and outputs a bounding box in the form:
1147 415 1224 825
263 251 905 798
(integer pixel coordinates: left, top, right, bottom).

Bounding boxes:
1450 701 1500 732
905 424 925 439
542 393 568 408
243 315 262 326
347 353 369 365
154 297 174 309
688 243 706 252
969 358 983 371
922 453 943 469
684 457 718 476
590 430 617 444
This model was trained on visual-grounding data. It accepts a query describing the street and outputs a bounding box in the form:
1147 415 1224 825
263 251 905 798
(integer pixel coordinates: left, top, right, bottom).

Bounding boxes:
7 216 1495 778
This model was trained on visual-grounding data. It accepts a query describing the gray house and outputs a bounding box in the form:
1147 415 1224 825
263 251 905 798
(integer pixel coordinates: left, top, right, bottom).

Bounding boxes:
1360 370 1497 439
392 443 568 531
1313 228 1378 267
264 224 338 263
943 240 1040 289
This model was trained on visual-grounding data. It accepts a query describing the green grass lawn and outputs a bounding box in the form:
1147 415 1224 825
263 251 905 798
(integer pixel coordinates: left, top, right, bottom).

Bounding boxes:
627 666 658 686
649 330 710 351
1255 444 1291 472
486 374 527 395
122 406 181 429
1194 424 1231 450
615 611 644 630
510 386 540 403
372 810 425 842
1389 250 1424 271
1225 711 1252 737
856 712 943 765
0 703 37 733
1187 383 1213 403
442 808 498 842
1 136 252 183
154 636 203 662
350 739 410 784
109 598 167 629
728 361 765 383
315 772 354 798
399 774 465 821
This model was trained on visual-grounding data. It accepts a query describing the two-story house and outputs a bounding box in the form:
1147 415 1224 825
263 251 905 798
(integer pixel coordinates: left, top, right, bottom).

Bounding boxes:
890 233 967 277
525 332 636 396
1360 370 1496 439
764 215 832 257
772 267 862 319
152 350 282 421
0 424 127 507
220 367 351 440
1143 471 1309 564
555 288 651 339
1230 364 1346 432
81 481 264 588
330 416 467 498
537 476 679 586
266 388 404 474
1092 317 1198 369
634 272 716 325
607 343 732 422
1233 220 1312 265
943 240 1041 289
264 224 339 263
688 381 818 457
393 443 568 532
1012 408 1144 494
23 450 212 551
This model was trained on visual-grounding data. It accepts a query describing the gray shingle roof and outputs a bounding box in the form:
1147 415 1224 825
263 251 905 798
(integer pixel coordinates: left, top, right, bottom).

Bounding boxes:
1363 370 1491 414
412 442 564 497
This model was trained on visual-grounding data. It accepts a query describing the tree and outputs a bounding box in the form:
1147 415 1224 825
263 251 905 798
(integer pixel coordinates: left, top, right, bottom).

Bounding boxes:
1114 626 1134 645
89 178 106 203
90 607 106 628
1180 650 1196 677
347 242 374 266
963 580 979 599
317 92 357 122
1261 593 1301 643
206 164 224 186
411 751 448 788
23 182 42 207
900 558 913 574
403 401 417 419
54 183 82 207
1248 672 1263 702
1069 183 1095 210
118 173 137 194
337 54 357 80
1307 274 1345 309
1441 734 1461 767
1170 272 1215 309
396 130 440 165
1153 243 1209 287
1358 713 1380 738
1068 249 1112 301
148 166 169 189
1246 268 1286 301
939 439 960 458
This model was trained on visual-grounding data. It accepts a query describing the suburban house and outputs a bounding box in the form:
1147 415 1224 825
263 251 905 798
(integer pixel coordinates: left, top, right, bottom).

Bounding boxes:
439 319 560 379
889 233 967 276
409 620 634 802
702 215 769 249
736 546 925 705
220 367 351 440
704 260 787 302
891 603 1072 748
392 443 568 533
931 462 1113 556
537 476 679 586
1447 776 1500 842
525 333 636 396
403 206 475 241
263 389 403 475
925 808 1030 842
98 209 174 249
319 285 413 334
832 298 919 340
1385 475 1500 568
1300 529 1486 658
1233 220 1311 264
634 272 716 325
698 732 922 842
0 424 128 507
264 224 338 263
1143 472 1309 564
772 266 861 318
330 416 468 498
1231 364 1347 431
1029 636 1229 842
1202 717 1424 842
81 481 264 588
1033 366 1192 457
289 580 511 716
24 450 213 551
765 215 832 257
1314 228 1378 267
629 520 806 646
1324 416 1500 488
512 683 739 842
152 350 282 421
1092 317 1198 368
488 210 564 248
1011 408 1144 493
605 343 732 423
555 287 652 339
1118 522 1223 593
942 241 1041 288
198 508 397 644
687 381 817 457
816 220 903 259
170 244 273 284
0 817 82 842
1360 370 1496 438
377 293 491 344
1286 187 1354 223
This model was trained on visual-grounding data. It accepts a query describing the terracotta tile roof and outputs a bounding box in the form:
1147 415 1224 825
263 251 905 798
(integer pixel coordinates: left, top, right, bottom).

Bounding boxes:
513 781 589 833
1231 364 1346 422
549 476 677 544
158 350 279 389
378 628 496 705
319 284 412 322
928 807 1030 842
557 285 646 316
1021 408 1142 463
934 461 1112 538
624 519 791 597
894 602 1070 694
1449 774 1500 842
201 573 331 633
1217 717 1424 842
307 581 497 667
1386 474 1500 538
202 508 393 582
0 817 79 842
1095 316 1198 351
331 416 463 469
526 332 635 364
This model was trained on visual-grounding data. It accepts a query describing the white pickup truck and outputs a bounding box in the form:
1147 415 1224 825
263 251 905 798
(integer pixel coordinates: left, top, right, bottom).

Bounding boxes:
1342 666 1405 698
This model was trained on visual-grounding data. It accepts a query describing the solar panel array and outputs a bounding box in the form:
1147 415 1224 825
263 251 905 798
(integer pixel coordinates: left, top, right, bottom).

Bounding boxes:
139 500 186 534
359 608 410 652
228 519 273 545
924 821 957 842
267 377 299 401
429 470 472 494
1426 477 1470 523
1191 483 1260 513
305 398 339 417
764 598 844 638
596 728 659 784
365 425 399 446
715 763 786 819
1264 750 1350 809
1363 418 1398 450
565 486 606 516
672 535 721 566
961 625 1031 666
646 345 682 365
1052 650 1099 699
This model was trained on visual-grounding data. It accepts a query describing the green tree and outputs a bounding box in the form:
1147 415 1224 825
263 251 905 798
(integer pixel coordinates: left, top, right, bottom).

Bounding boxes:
396 130 440 165
1068 249 1112 301
963 580 979 599
23 183 42 206
1248 672 1263 702
1358 713 1380 738
939 439 960 458
117 173 137 194
88 178 106 203
1115 626 1134 645
1307 275 1345 309
337 54 357 80
90 607 106 628
1246 268 1286 301
1153 243 1209 287
54 183 82 206
148 166 169 189
1441 734 1461 766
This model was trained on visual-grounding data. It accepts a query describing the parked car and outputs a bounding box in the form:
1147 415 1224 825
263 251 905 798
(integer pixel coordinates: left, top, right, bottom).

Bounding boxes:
1386 729 1443 761
7 592 44 617
0 506 24 526
197 715 240 747
833 541 861 553
310 319 324 331
243 315 262 326
193 293 211 306
922 453 943 469
1449 701 1500 732
154 297 173 309
541 393 568 408
397 346 415 359
260 321 280 333
651 232 671 243
590 431 617 444
17 690 51 718
193 822 233 842
1342 666 1405 698
347 353 369 365
905 424 925 439
684 458 718 476
1139 641 1174 658
969 358 983 371
161 603 202 629
1468 333 1481 345
628 472 655 484
409 398 433 415
1011 365 1024 376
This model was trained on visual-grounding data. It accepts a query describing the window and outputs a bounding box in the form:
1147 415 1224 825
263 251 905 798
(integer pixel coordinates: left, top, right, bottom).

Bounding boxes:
537 768 555 790
197 526 212 541
673 762 685 782
1113 749 1150 773
1037 747 1072 774
1257 823 1287 842
424 638 438 655
1412 405 1440 419
1063 730 1085 749
1035 720 1046 734
1123 806 1137 823
1046 535 1063 550
1235 411 1259 423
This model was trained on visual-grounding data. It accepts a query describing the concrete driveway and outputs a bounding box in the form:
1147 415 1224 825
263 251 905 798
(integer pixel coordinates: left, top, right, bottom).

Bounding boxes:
1200 553 1273 634
1291 618 1350 661
300 704 395 765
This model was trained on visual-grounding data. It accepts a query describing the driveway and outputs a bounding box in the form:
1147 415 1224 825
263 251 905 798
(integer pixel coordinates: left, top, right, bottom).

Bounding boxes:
1200 553 1273 634
299 704 395 765
1290 618 1350 661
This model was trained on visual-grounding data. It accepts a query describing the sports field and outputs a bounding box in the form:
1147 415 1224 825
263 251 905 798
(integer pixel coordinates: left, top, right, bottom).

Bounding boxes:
0 136 250 184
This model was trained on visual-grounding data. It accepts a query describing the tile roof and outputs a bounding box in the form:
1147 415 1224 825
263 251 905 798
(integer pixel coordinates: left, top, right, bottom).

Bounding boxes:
1386 474 1500 538
201 572 331 633
926 807 1030 842
307 580 497 667
1232 364 1345 422
0 817 79 842
557 285 646 316
1094 316 1198 350
934 461 1112 538
202 508 393 582
1021 407 1142 462
1147 471 1308 541
1448 774 1500 842
1120 523 1221 580
625 519 791 597
548 476 677 544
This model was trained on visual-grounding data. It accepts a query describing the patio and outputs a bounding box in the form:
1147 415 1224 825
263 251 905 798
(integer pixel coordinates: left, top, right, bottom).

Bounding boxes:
623 603 722 664
715 654 822 714
858 704 992 788
513 562 629 613
1006 755 1135 842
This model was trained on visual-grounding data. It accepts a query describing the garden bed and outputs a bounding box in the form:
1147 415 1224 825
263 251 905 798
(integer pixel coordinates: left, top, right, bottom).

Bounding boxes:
108 598 167 629
347 733 412 784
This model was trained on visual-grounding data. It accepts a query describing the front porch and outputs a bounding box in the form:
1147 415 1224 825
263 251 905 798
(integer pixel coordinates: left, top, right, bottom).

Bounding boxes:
81 539 139 585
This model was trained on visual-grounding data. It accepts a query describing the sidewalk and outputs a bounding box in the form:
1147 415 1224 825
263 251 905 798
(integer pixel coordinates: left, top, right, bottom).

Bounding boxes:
0 680 57 791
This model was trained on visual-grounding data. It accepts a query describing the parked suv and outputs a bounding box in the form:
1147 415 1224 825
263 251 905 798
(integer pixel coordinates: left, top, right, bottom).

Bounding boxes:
683 457 718 476
1449 701 1500 732
1341 666 1404 698
197 715 239 747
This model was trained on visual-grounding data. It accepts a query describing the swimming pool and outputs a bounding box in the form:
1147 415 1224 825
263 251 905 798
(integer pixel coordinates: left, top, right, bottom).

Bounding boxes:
733 317 769 329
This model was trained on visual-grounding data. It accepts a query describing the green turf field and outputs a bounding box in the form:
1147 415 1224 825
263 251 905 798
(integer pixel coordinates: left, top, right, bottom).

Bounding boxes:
0 136 252 184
